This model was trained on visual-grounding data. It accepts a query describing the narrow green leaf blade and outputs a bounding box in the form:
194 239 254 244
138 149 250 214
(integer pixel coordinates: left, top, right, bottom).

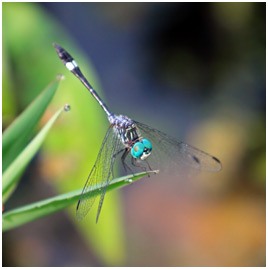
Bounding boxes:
2 77 62 172
2 106 67 197
2 170 159 232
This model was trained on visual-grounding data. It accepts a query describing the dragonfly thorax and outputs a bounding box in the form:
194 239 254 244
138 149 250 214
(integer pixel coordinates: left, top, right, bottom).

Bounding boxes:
114 123 139 145
111 114 138 144
111 115 152 160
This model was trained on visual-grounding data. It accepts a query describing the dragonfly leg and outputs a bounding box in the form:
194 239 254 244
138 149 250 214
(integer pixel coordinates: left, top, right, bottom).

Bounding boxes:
144 159 153 171
121 148 134 175
111 148 125 178
131 157 147 172
131 158 155 177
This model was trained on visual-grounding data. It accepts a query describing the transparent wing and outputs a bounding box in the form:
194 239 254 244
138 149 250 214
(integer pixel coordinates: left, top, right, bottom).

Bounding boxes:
76 126 124 222
95 129 123 223
134 121 222 173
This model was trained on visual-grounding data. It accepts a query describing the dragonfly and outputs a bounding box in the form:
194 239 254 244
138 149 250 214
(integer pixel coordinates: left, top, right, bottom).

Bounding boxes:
54 43 222 223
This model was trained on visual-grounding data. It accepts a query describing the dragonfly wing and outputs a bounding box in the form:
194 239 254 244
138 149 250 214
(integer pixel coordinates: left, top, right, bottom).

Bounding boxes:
134 121 222 173
95 129 123 223
76 126 124 221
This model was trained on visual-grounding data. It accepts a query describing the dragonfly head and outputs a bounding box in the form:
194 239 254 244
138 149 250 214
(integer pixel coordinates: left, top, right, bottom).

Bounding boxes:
131 139 152 160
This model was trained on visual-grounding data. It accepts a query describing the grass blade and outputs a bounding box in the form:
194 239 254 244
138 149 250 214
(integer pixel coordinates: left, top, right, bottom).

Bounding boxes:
2 77 62 172
2 105 68 197
2 170 159 232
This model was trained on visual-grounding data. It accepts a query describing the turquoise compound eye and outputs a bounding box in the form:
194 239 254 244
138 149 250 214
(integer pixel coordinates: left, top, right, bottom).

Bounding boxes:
142 139 152 152
131 142 145 158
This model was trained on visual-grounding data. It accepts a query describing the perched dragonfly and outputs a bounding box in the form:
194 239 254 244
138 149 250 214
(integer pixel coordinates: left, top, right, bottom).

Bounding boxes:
54 43 222 223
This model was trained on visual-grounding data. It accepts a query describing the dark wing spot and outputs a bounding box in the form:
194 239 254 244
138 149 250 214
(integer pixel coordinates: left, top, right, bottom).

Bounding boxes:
192 155 200 164
212 156 221 163
76 200 80 210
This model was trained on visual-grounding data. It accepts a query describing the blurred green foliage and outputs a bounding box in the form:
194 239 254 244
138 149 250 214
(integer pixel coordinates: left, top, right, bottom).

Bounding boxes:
2 78 60 173
3 2 126 266
3 78 62 198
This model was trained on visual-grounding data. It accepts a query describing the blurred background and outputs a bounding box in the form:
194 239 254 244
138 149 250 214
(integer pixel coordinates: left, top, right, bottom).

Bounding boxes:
2 2 265 267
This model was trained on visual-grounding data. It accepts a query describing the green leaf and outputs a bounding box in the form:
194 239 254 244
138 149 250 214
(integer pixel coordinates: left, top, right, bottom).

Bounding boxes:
3 4 128 264
2 77 62 172
2 105 67 198
2 182 18 204
2 170 158 232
